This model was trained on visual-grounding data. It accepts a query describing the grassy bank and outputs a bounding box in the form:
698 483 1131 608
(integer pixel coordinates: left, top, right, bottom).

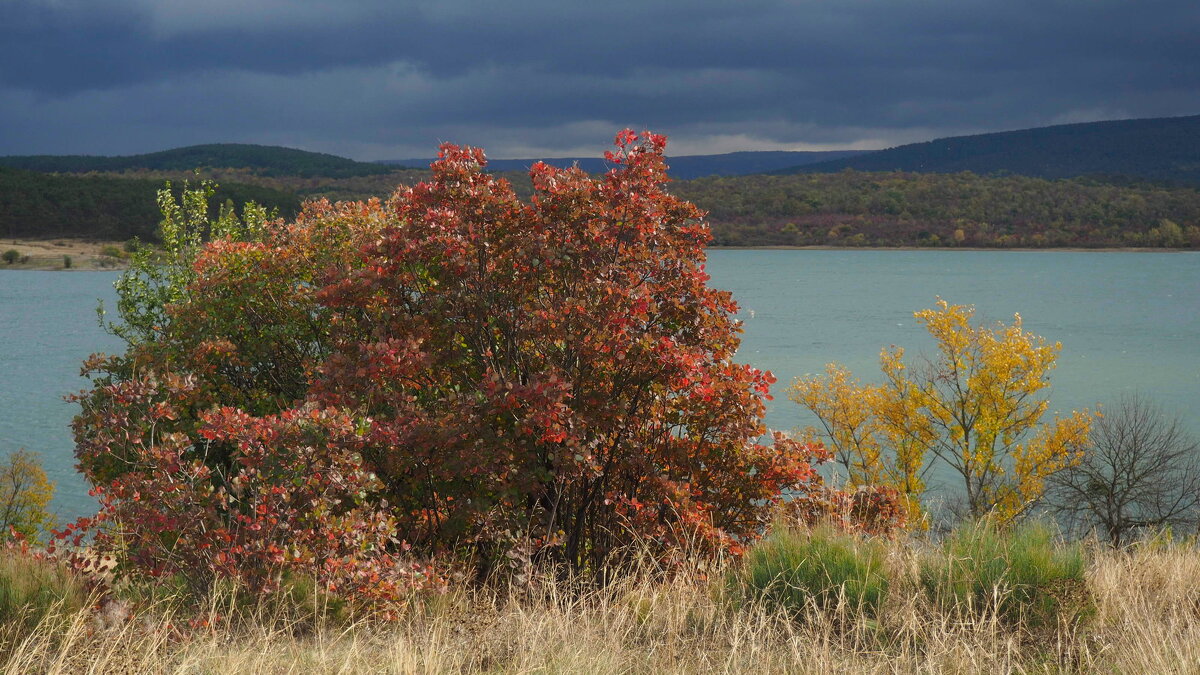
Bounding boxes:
0 239 131 270
2 522 1198 673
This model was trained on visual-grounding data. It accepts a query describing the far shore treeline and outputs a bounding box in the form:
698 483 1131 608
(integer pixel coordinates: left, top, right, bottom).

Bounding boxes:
2 136 1200 248
0 167 302 241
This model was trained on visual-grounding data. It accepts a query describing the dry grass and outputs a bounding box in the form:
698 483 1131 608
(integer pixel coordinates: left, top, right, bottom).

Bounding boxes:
0 238 129 270
1 538 1198 674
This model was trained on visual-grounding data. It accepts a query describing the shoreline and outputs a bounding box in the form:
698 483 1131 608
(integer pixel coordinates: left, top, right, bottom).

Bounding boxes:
0 237 131 270
708 245 1195 252
2 237 1193 273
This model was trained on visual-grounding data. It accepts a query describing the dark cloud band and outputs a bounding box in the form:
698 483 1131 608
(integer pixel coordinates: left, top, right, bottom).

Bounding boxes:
1 0 1197 157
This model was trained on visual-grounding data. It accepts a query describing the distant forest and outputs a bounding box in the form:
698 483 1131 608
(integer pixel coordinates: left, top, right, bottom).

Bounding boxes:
677 171 1200 248
0 167 300 240
3 133 1199 248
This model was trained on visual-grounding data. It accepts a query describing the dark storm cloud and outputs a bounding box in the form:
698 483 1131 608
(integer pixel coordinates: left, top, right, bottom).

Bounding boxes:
1 0 1198 158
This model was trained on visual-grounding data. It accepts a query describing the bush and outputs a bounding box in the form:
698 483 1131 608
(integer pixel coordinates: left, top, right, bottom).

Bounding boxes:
99 244 125 259
71 132 819 605
920 519 1090 630
784 484 909 536
732 526 889 618
61 255 71 269
1 249 18 264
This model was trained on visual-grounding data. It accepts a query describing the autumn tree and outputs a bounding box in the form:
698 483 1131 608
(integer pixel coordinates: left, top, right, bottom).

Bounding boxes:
71 131 821 599
0 450 55 542
790 299 1092 525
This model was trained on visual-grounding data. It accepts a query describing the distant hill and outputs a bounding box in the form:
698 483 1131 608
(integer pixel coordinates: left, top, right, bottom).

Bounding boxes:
0 143 394 179
380 150 869 180
778 114 1200 184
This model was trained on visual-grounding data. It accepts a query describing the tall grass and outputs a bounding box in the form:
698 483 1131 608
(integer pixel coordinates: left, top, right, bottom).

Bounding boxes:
0 551 91 646
0 524 1197 673
731 524 890 619
919 519 1092 631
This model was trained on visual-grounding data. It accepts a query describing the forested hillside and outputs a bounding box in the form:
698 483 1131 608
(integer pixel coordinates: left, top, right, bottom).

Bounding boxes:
781 115 1200 184
675 171 1200 247
4 140 1200 248
0 167 300 240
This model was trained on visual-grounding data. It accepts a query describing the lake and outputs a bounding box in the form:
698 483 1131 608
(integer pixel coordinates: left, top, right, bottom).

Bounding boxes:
2 250 1198 521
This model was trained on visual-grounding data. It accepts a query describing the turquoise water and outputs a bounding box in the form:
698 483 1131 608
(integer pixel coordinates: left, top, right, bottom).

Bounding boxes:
0 271 122 522
2 250 1198 522
706 250 1200 441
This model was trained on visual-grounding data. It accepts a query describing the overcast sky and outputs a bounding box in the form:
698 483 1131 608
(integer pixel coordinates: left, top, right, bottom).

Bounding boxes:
2 0 1198 160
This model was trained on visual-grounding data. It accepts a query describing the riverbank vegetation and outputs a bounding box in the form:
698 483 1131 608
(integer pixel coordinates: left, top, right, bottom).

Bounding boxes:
0 238 139 270
791 300 1093 526
2 522 1199 673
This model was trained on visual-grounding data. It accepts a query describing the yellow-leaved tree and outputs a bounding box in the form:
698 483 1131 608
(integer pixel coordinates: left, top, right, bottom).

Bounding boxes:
790 299 1092 525
0 450 56 542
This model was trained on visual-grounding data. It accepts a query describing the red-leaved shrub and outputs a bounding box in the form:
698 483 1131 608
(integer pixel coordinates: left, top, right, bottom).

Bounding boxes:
70 131 824 605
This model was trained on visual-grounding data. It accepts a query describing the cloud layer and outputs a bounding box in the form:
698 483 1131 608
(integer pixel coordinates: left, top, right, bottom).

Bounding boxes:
2 0 1198 158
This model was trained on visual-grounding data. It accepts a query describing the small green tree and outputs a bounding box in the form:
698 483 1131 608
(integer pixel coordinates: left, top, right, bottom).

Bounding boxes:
1 250 19 265
0 450 55 542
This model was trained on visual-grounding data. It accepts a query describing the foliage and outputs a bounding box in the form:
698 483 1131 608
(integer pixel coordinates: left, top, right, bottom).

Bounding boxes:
0 450 55 542
791 299 1092 525
919 519 1091 630
71 131 818 605
732 525 889 618
783 484 909 537
1 249 17 264
1046 394 1200 546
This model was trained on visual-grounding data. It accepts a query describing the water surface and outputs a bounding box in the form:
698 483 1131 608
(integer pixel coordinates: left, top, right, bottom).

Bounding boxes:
2 251 1197 521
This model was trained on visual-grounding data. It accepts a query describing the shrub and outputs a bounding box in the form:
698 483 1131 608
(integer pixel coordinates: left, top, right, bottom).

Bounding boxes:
70 132 819 605
784 484 909 536
1 249 18 264
732 526 890 618
61 255 71 269
920 519 1090 630
99 244 125 259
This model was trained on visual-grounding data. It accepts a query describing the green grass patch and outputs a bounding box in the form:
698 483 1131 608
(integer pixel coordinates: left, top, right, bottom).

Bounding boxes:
0 551 91 640
920 519 1091 630
731 525 890 619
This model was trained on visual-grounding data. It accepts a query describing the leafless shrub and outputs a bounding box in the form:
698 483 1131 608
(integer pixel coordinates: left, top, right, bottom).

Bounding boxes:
1047 394 1200 546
